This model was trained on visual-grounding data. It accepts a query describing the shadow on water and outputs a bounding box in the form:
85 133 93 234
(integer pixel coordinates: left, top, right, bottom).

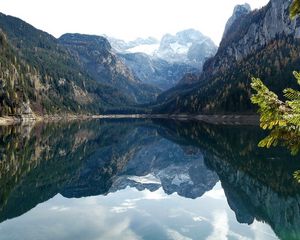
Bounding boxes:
0 119 300 239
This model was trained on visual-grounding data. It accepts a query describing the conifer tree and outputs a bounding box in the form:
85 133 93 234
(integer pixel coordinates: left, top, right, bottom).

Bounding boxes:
251 0 300 154
251 72 300 155
251 0 300 182
290 0 300 19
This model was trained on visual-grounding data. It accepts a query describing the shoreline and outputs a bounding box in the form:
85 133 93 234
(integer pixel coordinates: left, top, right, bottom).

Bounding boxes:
0 114 259 126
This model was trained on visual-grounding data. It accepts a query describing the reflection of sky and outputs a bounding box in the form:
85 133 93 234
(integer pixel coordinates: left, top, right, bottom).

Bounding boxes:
0 182 278 240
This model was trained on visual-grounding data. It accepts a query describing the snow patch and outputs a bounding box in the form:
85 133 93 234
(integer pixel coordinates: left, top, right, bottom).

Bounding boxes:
127 174 161 185
127 44 159 55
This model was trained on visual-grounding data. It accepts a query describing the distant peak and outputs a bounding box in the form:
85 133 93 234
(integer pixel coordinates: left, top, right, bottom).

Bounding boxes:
59 33 112 50
233 3 251 14
222 3 252 38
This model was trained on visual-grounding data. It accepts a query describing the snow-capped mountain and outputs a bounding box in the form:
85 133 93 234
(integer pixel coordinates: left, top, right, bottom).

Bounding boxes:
109 138 218 199
155 29 217 67
106 36 159 54
104 29 217 90
119 52 199 90
106 29 217 68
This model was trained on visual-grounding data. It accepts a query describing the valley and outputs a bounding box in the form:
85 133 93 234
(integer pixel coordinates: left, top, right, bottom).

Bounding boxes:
1 1 300 239
1 0 298 123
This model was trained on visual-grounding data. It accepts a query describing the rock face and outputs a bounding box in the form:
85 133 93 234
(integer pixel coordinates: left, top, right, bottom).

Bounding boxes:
59 34 160 104
223 3 251 38
19 102 35 121
177 73 199 86
219 0 300 62
155 29 217 67
153 0 300 114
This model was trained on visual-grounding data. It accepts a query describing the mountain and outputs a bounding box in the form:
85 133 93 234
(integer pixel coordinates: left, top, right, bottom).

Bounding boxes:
0 120 218 221
105 36 159 54
0 12 145 117
153 0 300 114
222 3 251 38
110 139 218 199
177 73 199 86
155 29 217 67
1 119 300 240
159 120 300 240
59 33 160 104
118 52 199 90
107 30 215 90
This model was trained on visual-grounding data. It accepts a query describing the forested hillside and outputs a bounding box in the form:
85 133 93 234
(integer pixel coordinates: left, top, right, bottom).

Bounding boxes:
0 13 151 117
153 0 300 114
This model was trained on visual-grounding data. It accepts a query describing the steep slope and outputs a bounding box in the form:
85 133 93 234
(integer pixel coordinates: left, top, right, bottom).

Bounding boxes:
222 3 251 38
0 29 35 117
59 34 160 103
0 13 134 116
153 0 300 114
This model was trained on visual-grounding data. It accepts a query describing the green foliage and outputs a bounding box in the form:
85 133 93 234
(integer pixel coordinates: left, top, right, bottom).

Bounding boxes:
294 170 300 183
250 2 300 183
290 0 300 19
251 72 300 155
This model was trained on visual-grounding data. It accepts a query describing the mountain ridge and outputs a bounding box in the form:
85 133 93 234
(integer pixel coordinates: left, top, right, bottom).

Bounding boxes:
59 33 160 104
152 0 300 114
0 12 162 118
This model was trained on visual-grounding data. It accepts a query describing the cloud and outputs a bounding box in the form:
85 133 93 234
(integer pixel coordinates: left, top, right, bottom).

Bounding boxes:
0 195 141 240
206 210 229 240
0 0 269 44
167 229 192 240
203 188 225 200
251 221 278 240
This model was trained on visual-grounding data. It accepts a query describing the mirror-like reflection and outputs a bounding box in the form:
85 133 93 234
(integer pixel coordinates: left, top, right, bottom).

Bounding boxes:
0 119 299 240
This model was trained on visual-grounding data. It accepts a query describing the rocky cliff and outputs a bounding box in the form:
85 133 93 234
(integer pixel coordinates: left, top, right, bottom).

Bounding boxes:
217 0 300 64
153 0 300 114
222 3 251 39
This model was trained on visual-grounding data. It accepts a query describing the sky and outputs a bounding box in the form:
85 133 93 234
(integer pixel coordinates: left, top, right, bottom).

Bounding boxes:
0 0 269 45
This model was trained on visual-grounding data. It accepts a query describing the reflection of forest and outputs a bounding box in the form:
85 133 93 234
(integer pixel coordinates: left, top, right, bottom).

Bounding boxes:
157 120 300 240
0 119 300 239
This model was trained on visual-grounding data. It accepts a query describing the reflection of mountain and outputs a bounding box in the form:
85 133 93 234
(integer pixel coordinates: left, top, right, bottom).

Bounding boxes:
60 125 160 198
0 121 102 222
110 139 218 199
0 119 300 240
0 120 217 222
156 120 300 240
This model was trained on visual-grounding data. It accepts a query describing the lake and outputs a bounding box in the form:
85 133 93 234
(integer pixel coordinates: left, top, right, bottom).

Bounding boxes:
0 119 299 240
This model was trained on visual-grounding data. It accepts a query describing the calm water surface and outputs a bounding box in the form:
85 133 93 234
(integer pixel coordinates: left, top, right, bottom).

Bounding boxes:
0 119 299 240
